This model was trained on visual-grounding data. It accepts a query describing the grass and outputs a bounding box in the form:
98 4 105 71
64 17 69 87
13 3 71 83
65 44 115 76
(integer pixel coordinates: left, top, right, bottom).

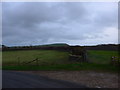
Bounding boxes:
2 50 119 72
2 63 118 72
0 51 1 69
2 50 69 66
87 50 119 64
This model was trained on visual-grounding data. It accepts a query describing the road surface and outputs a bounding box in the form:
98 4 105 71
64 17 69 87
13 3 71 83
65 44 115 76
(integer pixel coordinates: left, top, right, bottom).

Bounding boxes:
2 70 88 88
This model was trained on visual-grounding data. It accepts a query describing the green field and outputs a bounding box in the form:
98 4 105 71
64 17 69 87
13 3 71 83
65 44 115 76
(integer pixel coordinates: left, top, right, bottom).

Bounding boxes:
2 50 69 66
0 51 2 68
2 50 119 72
87 50 119 64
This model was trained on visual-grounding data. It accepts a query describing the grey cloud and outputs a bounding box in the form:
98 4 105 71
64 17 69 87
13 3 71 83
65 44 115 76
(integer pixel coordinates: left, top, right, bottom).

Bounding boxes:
2 2 118 46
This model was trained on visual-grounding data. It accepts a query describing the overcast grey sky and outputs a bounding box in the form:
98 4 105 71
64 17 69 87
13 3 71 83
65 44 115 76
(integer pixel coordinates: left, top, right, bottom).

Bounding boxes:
2 2 118 46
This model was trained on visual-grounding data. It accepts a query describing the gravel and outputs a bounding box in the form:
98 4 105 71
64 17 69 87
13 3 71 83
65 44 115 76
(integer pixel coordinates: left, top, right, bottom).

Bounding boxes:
19 70 118 88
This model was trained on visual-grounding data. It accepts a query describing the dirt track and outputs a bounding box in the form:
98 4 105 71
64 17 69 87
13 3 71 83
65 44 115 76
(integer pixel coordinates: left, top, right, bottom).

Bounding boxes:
21 70 118 88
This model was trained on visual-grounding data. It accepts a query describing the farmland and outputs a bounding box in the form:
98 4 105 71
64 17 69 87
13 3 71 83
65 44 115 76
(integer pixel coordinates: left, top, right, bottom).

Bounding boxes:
2 50 69 66
2 49 119 72
87 50 119 64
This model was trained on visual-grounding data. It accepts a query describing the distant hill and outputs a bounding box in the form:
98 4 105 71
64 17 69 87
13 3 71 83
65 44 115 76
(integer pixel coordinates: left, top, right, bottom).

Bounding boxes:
2 43 70 51
37 43 69 47
84 44 119 51
2 43 119 51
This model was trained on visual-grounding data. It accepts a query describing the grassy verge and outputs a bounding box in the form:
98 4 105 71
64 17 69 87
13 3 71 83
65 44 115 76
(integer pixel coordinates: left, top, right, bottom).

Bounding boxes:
2 63 118 73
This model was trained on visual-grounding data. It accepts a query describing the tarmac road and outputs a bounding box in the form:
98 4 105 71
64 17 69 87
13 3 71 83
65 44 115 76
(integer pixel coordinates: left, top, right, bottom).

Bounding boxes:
2 70 88 88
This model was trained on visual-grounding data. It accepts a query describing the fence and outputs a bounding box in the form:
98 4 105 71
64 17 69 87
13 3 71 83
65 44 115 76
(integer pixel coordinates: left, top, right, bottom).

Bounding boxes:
17 58 40 66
